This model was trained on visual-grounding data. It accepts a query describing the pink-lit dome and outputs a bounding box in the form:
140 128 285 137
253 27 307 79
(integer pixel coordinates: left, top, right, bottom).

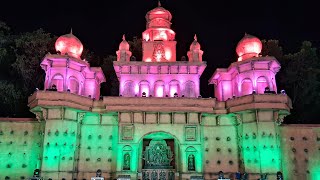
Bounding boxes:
145 1 172 22
190 34 201 50
119 34 130 50
236 33 262 61
55 31 83 58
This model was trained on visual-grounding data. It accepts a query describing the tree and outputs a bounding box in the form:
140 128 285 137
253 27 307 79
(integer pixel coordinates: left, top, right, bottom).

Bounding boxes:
12 29 56 94
101 55 119 96
281 41 320 123
0 81 23 117
128 36 142 61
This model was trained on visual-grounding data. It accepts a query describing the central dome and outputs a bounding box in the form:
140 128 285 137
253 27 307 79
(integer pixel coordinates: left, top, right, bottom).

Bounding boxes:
55 31 83 59
236 33 262 61
145 1 172 22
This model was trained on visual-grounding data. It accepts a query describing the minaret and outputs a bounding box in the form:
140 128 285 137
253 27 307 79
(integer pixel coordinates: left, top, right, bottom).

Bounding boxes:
116 34 132 62
142 2 176 62
187 34 204 62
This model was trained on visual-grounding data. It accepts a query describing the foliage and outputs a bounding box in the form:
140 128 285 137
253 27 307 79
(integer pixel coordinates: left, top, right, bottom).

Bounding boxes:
12 29 56 94
128 36 142 61
101 55 119 96
281 41 320 123
0 81 23 117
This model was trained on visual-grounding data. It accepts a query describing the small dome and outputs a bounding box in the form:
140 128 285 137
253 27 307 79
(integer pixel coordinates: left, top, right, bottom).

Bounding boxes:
119 34 130 50
55 30 83 58
190 34 201 50
145 1 172 22
236 33 262 61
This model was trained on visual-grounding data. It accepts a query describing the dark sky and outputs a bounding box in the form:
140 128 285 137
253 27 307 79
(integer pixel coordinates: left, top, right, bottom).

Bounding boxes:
0 0 319 97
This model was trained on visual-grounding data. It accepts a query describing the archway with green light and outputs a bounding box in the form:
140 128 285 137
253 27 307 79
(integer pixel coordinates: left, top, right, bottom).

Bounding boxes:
138 131 181 179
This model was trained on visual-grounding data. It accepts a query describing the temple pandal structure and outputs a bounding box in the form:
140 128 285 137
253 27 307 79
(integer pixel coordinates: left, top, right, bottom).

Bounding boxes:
0 2 319 180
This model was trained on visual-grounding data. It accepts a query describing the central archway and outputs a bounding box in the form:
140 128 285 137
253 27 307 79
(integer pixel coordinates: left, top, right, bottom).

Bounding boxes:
138 131 181 180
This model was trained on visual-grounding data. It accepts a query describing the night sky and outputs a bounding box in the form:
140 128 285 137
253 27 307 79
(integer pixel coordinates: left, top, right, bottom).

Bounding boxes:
0 0 318 97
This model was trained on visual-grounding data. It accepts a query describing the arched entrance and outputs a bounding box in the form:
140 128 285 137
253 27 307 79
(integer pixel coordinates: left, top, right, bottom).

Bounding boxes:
139 132 180 180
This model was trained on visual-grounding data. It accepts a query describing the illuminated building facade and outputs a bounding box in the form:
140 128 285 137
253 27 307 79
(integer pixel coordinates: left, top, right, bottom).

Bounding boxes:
0 3 320 180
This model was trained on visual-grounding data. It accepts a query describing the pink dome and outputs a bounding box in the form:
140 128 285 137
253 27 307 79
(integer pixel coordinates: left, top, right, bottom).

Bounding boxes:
145 1 172 22
236 33 262 61
55 32 83 58
190 34 201 50
119 35 130 50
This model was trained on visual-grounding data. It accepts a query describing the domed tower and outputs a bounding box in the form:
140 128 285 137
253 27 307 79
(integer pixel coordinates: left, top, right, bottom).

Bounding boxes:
142 1 176 62
187 34 204 62
40 30 105 99
55 30 83 58
236 33 262 61
116 34 132 62
113 3 206 98
209 33 280 101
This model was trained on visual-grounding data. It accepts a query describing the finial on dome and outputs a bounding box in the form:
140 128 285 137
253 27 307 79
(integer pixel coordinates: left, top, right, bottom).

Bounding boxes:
158 0 161 7
122 34 126 41
70 28 73 34
194 34 198 41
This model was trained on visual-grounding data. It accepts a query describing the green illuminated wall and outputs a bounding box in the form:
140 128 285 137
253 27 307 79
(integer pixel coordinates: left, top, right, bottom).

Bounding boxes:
201 114 239 175
238 110 281 176
280 125 320 180
1 108 320 180
41 108 79 179
0 121 43 180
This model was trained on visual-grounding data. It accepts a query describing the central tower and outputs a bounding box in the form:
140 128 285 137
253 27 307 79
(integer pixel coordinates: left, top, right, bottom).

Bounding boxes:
113 2 206 98
142 1 176 62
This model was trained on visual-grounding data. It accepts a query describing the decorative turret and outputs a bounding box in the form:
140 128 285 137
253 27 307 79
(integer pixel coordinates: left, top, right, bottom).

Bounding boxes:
209 34 280 101
142 2 176 62
236 33 262 61
116 35 132 62
41 31 105 99
55 30 83 59
187 34 204 62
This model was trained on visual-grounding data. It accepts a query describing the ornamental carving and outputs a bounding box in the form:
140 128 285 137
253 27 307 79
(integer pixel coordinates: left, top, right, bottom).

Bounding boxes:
143 139 173 168
152 42 166 62
77 112 86 123
185 126 197 141
40 108 48 121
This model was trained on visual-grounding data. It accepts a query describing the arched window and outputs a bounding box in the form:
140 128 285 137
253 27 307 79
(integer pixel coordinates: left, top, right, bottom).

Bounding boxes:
139 81 150 97
241 78 253 96
169 80 180 97
123 81 135 97
183 81 195 97
68 76 79 94
51 74 64 92
186 146 197 171
154 81 165 97
256 76 268 94
123 146 132 171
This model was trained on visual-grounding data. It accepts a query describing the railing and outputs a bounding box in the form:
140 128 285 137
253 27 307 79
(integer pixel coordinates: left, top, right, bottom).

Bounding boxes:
142 169 175 180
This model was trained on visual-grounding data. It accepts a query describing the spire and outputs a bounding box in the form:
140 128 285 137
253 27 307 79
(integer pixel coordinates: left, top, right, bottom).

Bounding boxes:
122 34 126 41
194 34 197 41
70 28 73 34
158 0 161 7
